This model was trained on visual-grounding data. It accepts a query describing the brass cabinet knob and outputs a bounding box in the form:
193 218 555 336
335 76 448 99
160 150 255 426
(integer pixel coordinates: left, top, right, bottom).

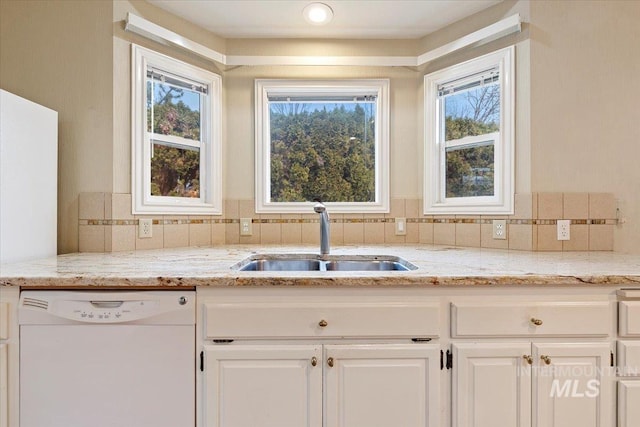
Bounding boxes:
540 355 552 365
318 319 328 327
523 355 533 365
530 318 543 326
327 357 334 367
311 357 317 367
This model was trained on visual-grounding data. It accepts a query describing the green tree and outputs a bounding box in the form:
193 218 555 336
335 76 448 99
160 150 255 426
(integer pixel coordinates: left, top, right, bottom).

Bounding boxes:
269 103 375 203
444 85 499 198
148 82 201 197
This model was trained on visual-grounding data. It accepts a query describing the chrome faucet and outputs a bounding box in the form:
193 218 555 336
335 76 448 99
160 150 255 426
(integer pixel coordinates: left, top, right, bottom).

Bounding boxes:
314 201 330 257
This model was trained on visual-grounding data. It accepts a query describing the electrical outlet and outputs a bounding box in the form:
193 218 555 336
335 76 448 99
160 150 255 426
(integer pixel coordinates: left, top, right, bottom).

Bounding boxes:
139 218 153 238
395 217 407 236
240 218 253 236
557 220 570 240
492 219 507 239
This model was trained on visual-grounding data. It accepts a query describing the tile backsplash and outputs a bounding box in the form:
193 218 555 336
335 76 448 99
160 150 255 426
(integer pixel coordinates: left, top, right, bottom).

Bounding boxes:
78 192 617 252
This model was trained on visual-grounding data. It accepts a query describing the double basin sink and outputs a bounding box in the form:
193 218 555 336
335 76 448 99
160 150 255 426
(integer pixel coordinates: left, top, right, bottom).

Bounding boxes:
232 254 418 272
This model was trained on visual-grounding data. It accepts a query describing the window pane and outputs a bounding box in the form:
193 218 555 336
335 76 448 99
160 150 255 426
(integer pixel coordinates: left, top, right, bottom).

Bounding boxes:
446 143 494 198
147 80 201 141
150 142 200 198
269 102 376 203
444 83 500 141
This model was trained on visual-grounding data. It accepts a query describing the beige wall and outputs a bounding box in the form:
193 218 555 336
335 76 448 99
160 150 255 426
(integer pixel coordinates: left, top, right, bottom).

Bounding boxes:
529 0 640 253
3 0 638 253
111 2 426 201
109 0 640 254
110 0 527 202
0 0 114 254
223 65 420 199
112 0 226 194
418 0 532 196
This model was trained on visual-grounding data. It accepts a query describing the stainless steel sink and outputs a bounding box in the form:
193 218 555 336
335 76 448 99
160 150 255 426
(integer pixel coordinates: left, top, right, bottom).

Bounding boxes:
232 254 417 272
235 258 321 271
324 259 412 271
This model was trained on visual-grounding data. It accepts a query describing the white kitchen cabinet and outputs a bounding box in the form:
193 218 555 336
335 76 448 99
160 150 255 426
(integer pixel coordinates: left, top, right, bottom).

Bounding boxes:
202 299 440 340
617 290 640 427
451 294 614 427
0 342 7 427
453 342 612 427
451 300 611 338
533 343 613 427
617 341 640 375
0 287 19 427
619 301 640 337
453 342 532 427
197 289 441 427
198 287 623 427
202 344 322 427
618 380 640 427
324 344 440 427
202 343 439 427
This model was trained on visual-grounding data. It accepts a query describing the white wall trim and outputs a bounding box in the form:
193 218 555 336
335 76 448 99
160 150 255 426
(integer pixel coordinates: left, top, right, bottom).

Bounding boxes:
417 13 521 65
226 55 417 67
125 13 227 64
125 12 521 67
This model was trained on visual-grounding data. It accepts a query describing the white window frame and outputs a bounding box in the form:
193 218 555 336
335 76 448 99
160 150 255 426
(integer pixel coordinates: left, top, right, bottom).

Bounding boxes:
131 44 222 215
255 79 389 213
424 47 514 214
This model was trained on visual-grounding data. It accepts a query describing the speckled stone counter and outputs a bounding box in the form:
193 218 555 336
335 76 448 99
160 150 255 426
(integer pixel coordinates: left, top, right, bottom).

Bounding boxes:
1 245 639 288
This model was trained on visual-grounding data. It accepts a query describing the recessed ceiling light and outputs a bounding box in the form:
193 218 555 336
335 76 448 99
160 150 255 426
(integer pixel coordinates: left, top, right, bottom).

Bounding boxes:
303 2 333 25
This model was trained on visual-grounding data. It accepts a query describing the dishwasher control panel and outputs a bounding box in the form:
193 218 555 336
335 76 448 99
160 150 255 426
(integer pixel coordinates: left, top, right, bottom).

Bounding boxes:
67 299 160 322
19 291 195 325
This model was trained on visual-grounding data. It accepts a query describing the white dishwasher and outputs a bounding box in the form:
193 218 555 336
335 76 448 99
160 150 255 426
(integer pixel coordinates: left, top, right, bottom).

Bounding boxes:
19 290 195 427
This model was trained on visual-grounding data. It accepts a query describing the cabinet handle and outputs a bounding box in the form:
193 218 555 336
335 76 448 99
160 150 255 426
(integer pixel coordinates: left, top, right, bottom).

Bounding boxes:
530 318 543 326
540 355 552 365
523 355 533 365
318 319 328 327
327 357 334 367
311 357 317 367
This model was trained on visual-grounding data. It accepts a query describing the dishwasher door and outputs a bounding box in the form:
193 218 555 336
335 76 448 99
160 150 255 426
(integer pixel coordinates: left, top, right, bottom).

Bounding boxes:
19 291 195 427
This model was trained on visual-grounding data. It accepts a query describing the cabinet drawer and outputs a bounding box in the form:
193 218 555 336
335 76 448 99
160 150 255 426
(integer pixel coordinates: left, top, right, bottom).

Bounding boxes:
0 302 8 340
619 301 640 337
618 341 640 376
203 301 439 339
451 300 611 338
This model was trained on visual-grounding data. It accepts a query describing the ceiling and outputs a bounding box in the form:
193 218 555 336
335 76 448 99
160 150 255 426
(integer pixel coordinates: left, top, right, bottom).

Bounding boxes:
147 0 502 39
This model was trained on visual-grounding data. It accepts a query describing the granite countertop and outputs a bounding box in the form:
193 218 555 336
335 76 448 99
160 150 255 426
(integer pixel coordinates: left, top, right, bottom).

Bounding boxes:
1 245 639 288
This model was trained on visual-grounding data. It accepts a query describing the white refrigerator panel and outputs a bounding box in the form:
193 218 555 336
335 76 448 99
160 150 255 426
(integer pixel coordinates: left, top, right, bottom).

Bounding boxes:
0 89 57 263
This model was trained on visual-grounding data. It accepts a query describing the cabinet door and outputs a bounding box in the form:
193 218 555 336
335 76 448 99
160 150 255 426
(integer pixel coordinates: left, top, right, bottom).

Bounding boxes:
533 343 613 427
0 343 7 427
452 342 532 427
324 344 440 427
202 344 322 427
0 288 17 427
618 380 640 427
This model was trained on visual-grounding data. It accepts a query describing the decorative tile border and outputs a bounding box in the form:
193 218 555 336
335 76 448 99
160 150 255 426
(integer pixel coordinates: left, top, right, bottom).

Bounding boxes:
77 192 617 253
80 217 617 226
